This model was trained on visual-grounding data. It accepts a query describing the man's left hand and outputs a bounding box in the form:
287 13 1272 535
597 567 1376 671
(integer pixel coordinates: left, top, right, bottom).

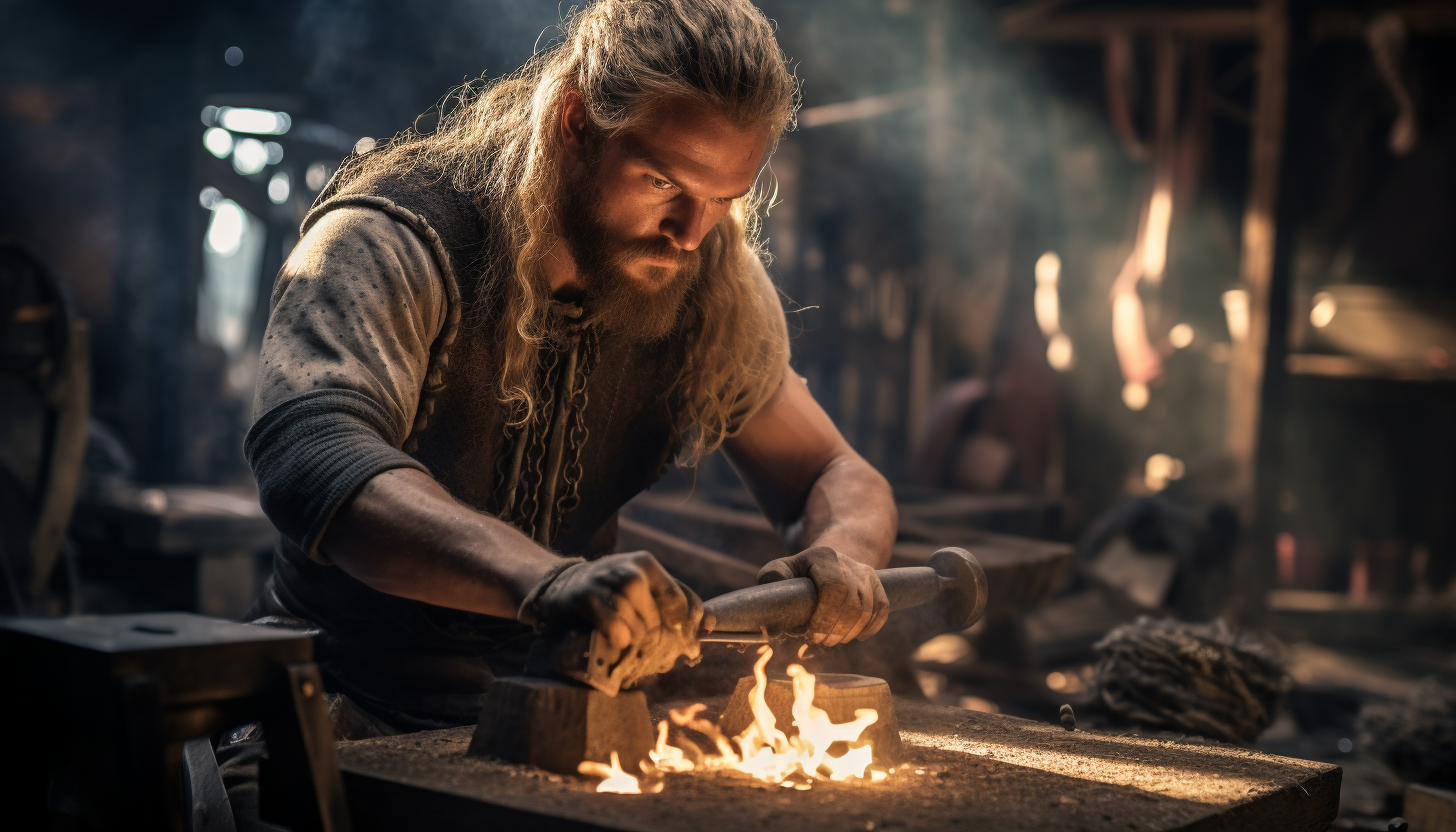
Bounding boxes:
757 545 890 646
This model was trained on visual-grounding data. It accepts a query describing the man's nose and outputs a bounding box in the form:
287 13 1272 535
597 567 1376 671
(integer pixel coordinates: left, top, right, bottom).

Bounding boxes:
659 197 710 251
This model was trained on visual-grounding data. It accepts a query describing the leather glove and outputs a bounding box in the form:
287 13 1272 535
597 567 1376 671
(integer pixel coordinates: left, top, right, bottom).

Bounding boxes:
757 545 890 647
520 552 704 685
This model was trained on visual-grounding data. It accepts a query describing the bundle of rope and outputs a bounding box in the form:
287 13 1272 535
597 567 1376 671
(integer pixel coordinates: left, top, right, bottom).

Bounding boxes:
1357 680 1456 789
1088 617 1287 744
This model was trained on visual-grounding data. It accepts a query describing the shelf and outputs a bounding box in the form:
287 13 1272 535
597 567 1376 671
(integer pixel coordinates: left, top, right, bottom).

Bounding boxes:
1285 353 1456 382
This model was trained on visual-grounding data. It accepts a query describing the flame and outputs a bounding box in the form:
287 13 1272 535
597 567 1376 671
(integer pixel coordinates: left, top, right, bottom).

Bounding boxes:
581 646 893 794
649 720 695 773
577 751 662 794
669 703 739 762
731 653 882 783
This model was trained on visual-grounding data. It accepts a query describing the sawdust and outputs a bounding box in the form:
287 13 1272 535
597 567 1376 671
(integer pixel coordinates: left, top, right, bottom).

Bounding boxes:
338 696 1340 832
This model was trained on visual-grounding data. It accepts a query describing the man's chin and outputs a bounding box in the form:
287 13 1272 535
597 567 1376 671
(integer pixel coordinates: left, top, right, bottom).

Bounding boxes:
585 260 697 343
625 261 684 291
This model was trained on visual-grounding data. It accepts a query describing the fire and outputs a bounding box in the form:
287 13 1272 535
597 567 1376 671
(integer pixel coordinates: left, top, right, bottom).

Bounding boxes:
649 720 694 773
582 645 893 793
577 751 662 794
732 649 882 783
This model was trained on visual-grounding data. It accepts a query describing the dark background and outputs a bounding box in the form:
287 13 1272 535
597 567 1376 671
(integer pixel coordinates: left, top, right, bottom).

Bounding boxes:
3 0 1454 611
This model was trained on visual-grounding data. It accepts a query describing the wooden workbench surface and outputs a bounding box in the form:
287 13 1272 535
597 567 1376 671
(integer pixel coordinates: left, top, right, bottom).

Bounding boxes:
337 696 1340 832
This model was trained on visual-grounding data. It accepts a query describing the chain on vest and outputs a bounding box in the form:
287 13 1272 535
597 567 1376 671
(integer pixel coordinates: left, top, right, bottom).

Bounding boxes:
492 310 601 548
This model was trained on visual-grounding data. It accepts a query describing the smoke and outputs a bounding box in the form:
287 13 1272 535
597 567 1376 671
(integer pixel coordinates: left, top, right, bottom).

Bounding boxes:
294 0 562 137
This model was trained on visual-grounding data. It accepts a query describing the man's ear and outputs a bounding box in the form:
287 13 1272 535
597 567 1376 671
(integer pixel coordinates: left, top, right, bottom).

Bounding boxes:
559 90 592 156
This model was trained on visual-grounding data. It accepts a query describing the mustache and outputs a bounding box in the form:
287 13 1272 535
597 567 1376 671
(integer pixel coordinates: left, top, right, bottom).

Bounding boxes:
608 236 699 268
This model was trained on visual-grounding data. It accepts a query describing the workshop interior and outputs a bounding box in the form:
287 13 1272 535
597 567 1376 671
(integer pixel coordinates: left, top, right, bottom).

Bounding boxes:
2 0 1454 830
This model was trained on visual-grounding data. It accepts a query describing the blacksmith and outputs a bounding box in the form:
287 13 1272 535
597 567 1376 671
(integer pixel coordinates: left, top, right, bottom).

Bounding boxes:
243 0 897 743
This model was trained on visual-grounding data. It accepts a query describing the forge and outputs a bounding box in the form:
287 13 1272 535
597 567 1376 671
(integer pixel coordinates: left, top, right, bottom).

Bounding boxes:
338 696 1341 832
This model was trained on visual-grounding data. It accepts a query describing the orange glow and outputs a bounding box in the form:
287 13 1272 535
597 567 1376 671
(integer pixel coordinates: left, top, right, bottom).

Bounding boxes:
649 720 695 773
1222 289 1250 342
1047 333 1075 372
584 646 893 794
1141 186 1172 284
1310 292 1336 328
1143 453 1185 491
1122 381 1149 411
578 751 661 794
728 647 886 783
1169 323 1194 349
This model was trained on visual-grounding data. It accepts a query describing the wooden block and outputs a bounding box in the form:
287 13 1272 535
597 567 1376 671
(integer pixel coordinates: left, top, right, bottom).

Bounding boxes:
717 673 903 765
469 677 653 776
1407 783 1456 832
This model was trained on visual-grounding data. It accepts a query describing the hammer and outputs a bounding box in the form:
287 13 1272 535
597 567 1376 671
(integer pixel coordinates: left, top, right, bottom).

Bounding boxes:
528 547 988 695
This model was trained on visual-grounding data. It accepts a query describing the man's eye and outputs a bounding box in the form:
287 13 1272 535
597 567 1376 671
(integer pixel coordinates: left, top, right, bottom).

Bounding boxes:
650 177 673 190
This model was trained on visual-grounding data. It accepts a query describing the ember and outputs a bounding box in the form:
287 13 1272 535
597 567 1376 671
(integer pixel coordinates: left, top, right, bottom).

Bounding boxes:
580 646 894 793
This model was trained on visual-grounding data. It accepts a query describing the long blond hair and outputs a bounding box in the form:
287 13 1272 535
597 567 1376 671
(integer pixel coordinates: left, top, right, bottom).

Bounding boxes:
338 0 798 463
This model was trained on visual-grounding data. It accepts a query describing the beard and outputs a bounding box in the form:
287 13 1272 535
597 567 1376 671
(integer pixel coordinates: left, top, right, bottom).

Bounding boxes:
556 163 702 343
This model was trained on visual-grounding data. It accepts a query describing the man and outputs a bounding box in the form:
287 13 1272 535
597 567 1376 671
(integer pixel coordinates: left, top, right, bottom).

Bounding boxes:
244 0 897 739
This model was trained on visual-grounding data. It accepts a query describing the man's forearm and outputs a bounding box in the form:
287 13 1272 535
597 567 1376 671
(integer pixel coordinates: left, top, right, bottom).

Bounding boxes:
319 467 561 618
791 453 897 570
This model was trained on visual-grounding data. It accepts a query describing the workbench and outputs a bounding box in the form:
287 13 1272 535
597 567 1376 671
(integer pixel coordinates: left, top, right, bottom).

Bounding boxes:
336 697 1340 832
72 484 276 618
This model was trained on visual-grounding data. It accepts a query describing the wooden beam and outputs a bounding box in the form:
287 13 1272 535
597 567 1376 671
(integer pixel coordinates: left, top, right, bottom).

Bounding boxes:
615 517 759 599
1313 6 1456 41
797 88 924 129
909 0 953 457
27 320 90 597
1000 9 1261 42
997 0 1078 40
1226 0 1288 511
1286 353 1456 383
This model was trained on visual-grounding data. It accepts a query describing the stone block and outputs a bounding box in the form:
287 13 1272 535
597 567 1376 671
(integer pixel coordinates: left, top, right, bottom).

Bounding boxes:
468 676 653 776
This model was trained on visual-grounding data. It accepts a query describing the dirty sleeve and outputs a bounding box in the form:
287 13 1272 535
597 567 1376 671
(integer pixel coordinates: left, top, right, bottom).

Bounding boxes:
244 205 447 563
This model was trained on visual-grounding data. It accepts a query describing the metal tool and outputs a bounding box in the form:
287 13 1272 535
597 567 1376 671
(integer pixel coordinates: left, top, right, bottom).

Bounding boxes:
701 546 987 642
528 547 988 695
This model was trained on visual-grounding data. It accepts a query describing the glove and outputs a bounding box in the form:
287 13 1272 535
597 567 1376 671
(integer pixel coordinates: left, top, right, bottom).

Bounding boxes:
520 552 704 686
757 545 890 647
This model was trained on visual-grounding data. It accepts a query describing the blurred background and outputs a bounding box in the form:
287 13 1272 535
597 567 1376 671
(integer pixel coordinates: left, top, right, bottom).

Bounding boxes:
2 0 1454 826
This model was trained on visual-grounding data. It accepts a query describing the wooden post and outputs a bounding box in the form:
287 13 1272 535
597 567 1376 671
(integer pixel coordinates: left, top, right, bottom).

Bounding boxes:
1226 0 1288 514
909 0 952 456
28 319 90 596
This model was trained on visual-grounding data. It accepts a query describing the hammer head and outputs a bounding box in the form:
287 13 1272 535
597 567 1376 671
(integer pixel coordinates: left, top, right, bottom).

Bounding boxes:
928 547 989 633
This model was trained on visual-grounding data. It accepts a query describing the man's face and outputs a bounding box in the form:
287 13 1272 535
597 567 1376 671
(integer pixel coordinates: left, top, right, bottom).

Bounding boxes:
559 96 771 340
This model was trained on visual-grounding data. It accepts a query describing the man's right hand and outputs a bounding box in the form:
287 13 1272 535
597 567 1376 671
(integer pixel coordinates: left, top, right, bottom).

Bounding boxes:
527 551 704 652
